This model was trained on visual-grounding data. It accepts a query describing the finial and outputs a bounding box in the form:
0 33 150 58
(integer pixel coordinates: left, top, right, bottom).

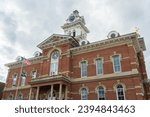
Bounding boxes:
133 27 140 37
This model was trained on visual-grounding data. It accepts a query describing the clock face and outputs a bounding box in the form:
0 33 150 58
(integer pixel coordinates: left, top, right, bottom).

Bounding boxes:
69 15 75 22
52 51 59 59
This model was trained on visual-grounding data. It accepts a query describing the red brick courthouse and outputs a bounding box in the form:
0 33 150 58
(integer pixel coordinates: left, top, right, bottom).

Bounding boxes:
3 10 150 100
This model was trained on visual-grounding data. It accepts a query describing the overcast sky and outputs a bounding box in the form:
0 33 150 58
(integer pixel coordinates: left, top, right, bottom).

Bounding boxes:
0 0 150 82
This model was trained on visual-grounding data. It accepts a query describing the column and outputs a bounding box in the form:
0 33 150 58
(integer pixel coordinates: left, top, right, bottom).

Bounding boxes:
59 84 62 100
50 84 54 100
65 85 68 100
28 87 32 100
36 86 40 100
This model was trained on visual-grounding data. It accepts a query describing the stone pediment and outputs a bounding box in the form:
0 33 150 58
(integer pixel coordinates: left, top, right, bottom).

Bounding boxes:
37 34 70 49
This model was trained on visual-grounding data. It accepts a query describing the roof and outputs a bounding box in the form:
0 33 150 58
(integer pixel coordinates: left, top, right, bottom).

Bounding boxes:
37 33 79 49
5 32 145 68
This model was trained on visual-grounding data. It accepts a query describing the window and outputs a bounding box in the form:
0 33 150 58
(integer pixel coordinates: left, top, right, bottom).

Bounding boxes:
116 84 125 100
96 58 103 75
73 30 76 37
21 72 26 86
81 88 88 100
50 51 59 76
81 61 87 78
8 95 13 100
97 86 105 100
12 74 17 86
112 55 121 72
18 94 23 100
31 71 37 79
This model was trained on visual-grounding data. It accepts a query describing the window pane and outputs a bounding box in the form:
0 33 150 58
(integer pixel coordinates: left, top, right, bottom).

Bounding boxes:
81 61 87 77
12 74 17 86
50 51 59 75
50 63 58 75
96 59 103 75
8 95 13 100
32 71 37 79
21 72 26 86
18 94 23 100
98 87 105 100
81 88 88 100
116 85 125 100
21 76 26 86
113 55 121 72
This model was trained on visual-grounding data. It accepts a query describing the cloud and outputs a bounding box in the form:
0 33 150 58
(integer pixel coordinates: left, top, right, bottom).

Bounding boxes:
0 0 150 82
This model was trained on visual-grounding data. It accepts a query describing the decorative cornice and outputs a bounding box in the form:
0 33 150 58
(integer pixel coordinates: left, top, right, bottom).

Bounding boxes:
30 74 71 85
4 85 31 91
71 69 139 83
5 56 44 68
37 34 79 49
62 20 90 33
70 33 141 55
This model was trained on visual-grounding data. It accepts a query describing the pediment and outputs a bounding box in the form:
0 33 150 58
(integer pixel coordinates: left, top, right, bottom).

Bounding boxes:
37 34 70 49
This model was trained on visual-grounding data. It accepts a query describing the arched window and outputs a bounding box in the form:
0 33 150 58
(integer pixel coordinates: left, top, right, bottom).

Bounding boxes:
21 72 26 86
50 50 59 76
97 86 105 100
116 84 125 100
8 95 13 100
18 93 23 100
81 88 88 100
12 74 17 86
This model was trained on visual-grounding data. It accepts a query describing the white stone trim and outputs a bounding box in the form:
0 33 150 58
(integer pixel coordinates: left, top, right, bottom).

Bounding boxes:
94 57 104 76
114 83 126 100
4 85 31 91
111 54 122 73
71 69 139 82
79 60 88 78
79 86 89 100
47 48 62 58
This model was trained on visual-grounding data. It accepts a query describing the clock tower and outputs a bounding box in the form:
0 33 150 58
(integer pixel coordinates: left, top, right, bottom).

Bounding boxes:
61 10 90 44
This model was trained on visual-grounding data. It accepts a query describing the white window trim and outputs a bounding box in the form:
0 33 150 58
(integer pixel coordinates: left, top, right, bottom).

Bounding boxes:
116 84 126 100
8 95 14 100
97 86 105 100
50 50 60 76
31 70 37 79
111 54 122 73
12 74 18 87
80 88 88 100
80 60 87 78
21 72 27 86
95 85 106 100
18 93 23 100
95 58 104 76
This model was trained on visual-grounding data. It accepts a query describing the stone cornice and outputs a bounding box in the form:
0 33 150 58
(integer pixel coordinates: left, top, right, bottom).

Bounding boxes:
61 19 90 33
4 85 30 91
30 74 71 85
5 56 44 68
70 33 141 55
37 34 79 49
71 69 139 84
